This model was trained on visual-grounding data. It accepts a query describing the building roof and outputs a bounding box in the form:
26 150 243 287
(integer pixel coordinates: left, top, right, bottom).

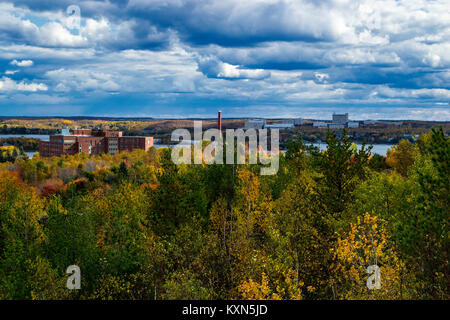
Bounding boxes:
246 119 266 123
55 128 74 136
265 123 294 128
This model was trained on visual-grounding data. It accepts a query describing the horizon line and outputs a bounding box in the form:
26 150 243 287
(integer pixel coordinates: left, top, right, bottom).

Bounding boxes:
0 115 449 123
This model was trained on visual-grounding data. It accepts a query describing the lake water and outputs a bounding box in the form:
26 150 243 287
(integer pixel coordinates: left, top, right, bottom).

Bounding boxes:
0 134 50 141
0 135 393 157
311 143 392 156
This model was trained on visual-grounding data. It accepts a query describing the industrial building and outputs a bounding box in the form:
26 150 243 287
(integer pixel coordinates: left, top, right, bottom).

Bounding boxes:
244 119 266 129
328 123 345 129
313 122 328 128
332 113 349 124
264 123 294 129
293 118 304 126
311 113 360 129
347 121 360 128
39 128 153 157
244 117 301 130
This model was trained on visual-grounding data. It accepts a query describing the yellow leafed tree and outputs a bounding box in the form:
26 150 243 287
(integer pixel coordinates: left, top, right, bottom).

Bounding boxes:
330 213 412 299
238 270 303 300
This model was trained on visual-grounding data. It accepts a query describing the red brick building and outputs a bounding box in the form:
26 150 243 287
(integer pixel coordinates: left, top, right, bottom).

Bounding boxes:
39 128 153 157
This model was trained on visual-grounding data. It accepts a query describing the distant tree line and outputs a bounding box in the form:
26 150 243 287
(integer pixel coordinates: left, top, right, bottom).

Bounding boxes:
0 137 40 152
0 125 57 135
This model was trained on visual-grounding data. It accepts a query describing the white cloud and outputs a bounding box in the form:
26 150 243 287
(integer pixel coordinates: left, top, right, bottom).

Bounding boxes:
0 44 96 61
422 52 441 68
0 77 48 92
314 72 329 83
81 18 110 43
326 48 401 65
44 47 200 93
216 62 270 80
357 29 390 46
0 0 448 118
197 56 270 79
45 68 119 91
38 22 87 47
373 86 450 99
10 59 33 67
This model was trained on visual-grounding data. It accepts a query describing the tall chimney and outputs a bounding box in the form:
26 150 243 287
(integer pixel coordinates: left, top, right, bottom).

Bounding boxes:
218 110 222 132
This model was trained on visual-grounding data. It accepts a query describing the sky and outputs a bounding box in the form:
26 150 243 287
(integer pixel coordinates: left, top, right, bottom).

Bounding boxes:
0 0 449 120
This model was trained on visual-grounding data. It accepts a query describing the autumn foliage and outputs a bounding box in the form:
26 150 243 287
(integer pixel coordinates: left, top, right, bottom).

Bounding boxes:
0 128 448 300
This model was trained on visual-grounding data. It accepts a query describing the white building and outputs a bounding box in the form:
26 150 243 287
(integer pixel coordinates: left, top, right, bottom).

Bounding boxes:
294 118 304 126
347 121 359 128
328 123 345 129
265 123 294 129
245 119 266 129
313 122 328 128
332 113 349 123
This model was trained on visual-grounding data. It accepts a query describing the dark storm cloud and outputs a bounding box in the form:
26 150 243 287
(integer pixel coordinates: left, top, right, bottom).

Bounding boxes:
127 0 355 47
0 0 448 119
5 0 342 47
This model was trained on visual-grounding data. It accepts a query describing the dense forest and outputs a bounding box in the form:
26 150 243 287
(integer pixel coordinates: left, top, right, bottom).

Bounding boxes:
0 138 39 153
0 145 28 163
0 128 447 300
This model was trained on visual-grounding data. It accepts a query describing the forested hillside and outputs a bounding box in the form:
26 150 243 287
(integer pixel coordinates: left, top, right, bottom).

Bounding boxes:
0 128 448 300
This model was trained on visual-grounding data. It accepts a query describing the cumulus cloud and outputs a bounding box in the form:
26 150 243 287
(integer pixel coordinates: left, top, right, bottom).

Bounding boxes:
43 47 199 94
46 68 120 92
0 0 448 119
126 0 355 45
0 2 169 49
373 86 450 99
10 59 33 67
0 77 47 92
197 56 270 80
38 22 87 47
314 73 329 83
